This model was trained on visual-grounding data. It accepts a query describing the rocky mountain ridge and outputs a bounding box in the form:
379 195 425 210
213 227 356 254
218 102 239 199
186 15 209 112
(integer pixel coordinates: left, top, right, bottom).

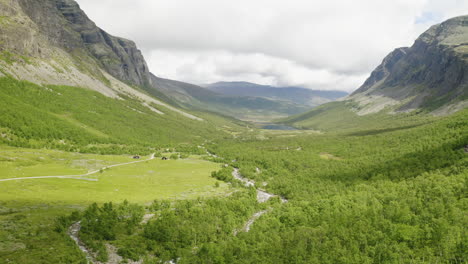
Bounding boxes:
350 15 468 115
0 0 204 121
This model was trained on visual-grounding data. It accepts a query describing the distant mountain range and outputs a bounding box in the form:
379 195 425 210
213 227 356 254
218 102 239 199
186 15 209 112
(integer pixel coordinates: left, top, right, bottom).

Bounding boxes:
144 76 317 121
205 82 348 107
144 79 349 121
140 76 318 121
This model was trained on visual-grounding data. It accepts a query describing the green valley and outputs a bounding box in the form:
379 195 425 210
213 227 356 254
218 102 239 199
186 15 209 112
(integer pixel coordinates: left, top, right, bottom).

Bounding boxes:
0 1 467 263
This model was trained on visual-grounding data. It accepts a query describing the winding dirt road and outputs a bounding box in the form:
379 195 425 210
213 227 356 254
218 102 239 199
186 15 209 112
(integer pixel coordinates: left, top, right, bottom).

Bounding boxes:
0 153 155 182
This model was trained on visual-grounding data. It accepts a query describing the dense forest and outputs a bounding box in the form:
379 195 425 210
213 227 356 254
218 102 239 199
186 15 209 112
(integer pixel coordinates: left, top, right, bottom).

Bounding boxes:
53 109 467 263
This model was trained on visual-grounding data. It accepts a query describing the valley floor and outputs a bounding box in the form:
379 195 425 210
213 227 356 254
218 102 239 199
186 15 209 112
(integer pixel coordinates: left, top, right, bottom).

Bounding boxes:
0 109 467 263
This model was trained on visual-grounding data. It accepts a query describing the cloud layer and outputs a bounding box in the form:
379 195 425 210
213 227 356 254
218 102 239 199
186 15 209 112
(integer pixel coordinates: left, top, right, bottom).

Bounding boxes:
76 0 468 92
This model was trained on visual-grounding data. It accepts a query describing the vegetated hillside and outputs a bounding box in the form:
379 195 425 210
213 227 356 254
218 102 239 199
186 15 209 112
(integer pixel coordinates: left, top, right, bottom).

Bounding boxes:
0 77 245 154
148 75 310 121
54 108 467 263
0 0 251 153
0 0 209 122
206 81 348 107
282 15 468 131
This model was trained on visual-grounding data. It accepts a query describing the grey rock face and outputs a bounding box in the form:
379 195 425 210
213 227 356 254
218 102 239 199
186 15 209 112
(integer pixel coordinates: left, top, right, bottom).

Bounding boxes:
352 15 468 111
16 0 151 87
352 47 409 95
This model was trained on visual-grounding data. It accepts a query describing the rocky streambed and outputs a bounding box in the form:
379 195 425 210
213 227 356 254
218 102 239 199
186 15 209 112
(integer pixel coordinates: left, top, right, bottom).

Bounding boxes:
232 168 287 235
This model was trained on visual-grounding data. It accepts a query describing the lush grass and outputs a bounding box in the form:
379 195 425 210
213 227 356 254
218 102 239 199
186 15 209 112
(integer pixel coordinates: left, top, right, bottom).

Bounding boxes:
0 148 227 204
0 147 229 263
0 77 247 154
0 146 133 179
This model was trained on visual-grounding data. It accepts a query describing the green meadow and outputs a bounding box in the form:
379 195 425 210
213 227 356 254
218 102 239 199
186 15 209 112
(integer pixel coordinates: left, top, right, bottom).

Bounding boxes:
0 147 227 204
0 146 229 263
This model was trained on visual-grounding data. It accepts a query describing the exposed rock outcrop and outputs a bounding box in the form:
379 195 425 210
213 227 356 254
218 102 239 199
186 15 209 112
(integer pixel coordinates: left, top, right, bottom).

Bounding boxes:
0 0 202 121
351 15 468 114
15 0 151 87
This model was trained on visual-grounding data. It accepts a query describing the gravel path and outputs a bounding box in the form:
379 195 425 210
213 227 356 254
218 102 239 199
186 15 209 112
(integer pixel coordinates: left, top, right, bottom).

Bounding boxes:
0 153 155 182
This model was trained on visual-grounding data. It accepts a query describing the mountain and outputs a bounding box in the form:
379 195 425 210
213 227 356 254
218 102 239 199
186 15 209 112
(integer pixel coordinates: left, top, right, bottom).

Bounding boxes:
283 15 468 131
0 0 247 152
2 0 151 88
0 0 329 123
205 81 348 107
350 15 468 115
146 76 311 121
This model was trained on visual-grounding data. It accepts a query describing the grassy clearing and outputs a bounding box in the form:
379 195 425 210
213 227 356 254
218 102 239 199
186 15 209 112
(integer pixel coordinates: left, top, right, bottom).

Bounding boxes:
0 146 229 263
0 146 135 179
0 147 228 204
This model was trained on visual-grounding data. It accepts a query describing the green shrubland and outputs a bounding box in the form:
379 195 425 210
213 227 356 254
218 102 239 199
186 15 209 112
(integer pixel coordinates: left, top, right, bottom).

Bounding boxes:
57 109 467 263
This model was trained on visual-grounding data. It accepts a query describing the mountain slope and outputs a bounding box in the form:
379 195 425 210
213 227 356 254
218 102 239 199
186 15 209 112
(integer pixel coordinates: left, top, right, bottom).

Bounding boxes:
0 0 207 123
147 76 310 121
0 0 258 152
15 0 151 86
0 0 316 123
206 81 348 107
283 15 468 131
350 15 468 115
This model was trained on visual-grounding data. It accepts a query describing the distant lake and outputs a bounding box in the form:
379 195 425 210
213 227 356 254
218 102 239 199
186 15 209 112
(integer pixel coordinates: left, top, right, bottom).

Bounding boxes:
261 124 297 130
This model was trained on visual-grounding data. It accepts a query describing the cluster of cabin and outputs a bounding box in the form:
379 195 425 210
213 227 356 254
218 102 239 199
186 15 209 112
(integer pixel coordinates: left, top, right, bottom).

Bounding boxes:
134 155 170 160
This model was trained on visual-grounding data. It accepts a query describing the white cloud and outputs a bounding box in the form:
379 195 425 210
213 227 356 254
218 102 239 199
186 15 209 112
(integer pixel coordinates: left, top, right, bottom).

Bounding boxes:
75 0 468 92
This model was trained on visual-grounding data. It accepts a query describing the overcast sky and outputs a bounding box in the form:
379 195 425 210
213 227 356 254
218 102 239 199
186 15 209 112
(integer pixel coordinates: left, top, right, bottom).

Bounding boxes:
75 0 468 92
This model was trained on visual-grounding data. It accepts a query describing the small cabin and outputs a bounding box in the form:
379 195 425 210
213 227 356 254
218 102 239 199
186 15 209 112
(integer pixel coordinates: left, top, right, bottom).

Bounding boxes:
133 155 140 159
162 157 168 160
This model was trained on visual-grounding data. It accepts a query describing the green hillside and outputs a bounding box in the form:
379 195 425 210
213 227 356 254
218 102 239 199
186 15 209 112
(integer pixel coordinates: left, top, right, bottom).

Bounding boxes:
0 77 246 154
280 101 438 132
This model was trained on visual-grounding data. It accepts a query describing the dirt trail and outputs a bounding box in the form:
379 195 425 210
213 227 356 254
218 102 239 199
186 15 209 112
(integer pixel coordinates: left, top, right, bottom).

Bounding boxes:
0 153 155 182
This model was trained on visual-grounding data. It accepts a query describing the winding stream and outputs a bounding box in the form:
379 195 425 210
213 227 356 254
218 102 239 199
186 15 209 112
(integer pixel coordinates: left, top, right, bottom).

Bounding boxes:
200 144 288 235
68 222 94 263
232 168 287 235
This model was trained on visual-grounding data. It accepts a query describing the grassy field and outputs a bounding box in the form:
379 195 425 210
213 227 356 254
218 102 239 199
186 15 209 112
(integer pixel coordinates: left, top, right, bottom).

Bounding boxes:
0 146 134 179
0 146 228 204
0 146 229 263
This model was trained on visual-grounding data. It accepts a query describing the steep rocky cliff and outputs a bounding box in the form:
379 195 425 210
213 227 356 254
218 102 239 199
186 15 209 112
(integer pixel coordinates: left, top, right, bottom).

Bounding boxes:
0 0 201 120
351 15 468 114
0 0 150 87
14 0 151 86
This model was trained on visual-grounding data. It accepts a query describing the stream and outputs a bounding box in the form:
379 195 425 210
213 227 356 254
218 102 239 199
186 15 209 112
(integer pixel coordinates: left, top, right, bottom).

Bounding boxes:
232 168 287 235
201 144 288 235
68 222 94 263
